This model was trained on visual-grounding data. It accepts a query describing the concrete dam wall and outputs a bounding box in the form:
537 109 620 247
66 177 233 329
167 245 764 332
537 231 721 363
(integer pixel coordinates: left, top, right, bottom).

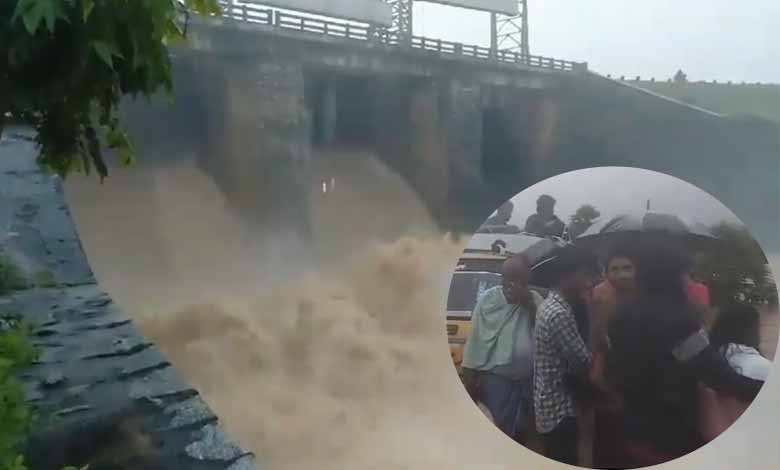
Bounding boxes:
111 18 778 254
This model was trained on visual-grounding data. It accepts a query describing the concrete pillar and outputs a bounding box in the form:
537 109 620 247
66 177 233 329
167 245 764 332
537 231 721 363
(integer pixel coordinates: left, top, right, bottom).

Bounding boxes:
320 81 338 146
407 79 448 217
213 57 313 242
445 80 483 192
440 79 486 230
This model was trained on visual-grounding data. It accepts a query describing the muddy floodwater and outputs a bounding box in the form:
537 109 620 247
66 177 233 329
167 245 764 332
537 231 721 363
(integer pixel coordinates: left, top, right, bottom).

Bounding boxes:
64 150 780 470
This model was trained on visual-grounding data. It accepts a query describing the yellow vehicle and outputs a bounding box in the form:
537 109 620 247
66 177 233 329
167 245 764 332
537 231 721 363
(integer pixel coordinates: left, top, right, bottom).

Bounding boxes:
446 251 506 371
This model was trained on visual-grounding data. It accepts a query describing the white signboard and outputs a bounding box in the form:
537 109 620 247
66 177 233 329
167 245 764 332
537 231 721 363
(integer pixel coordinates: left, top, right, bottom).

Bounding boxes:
422 0 519 16
240 0 393 25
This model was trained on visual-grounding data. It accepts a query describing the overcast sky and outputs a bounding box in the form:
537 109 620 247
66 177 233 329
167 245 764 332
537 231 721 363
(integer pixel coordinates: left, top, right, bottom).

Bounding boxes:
486 167 743 229
414 0 779 82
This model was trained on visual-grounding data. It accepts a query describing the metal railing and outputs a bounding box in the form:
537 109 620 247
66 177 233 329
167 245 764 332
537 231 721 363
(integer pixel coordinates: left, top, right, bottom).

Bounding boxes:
216 1 584 73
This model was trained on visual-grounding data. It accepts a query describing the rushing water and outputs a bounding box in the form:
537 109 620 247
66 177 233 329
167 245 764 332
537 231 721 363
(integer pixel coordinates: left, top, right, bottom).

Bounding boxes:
64 149 780 470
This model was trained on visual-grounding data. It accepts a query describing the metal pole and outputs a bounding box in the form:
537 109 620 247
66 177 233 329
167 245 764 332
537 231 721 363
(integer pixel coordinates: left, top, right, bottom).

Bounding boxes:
407 0 413 45
522 0 530 56
490 12 497 56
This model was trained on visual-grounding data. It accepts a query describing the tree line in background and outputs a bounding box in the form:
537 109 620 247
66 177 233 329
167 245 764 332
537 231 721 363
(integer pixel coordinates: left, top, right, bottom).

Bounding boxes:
695 222 778 307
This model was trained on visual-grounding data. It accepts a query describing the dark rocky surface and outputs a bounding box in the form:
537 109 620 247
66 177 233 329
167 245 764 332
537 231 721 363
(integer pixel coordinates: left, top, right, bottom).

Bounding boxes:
1 129 259 470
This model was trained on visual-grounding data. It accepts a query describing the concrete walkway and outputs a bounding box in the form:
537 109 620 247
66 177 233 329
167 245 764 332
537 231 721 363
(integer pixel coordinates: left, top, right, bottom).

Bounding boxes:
0 129 258 470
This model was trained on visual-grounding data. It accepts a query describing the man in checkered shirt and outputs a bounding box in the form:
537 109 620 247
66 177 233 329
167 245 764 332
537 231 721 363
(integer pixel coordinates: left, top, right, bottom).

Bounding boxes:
533 246 599 465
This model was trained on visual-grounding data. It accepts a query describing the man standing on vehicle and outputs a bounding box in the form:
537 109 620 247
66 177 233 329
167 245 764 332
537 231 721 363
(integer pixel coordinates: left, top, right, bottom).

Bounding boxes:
461 254 544 444
479 201 522 234
533 246 599 466
525 195 566 238
484 200 514 226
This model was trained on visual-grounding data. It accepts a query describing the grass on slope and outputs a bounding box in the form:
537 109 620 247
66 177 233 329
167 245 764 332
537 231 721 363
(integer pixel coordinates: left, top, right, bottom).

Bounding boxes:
633 81 780 123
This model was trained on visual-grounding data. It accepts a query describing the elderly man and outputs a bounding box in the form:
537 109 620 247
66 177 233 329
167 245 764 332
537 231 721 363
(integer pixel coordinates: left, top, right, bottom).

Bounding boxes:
462 255 544 443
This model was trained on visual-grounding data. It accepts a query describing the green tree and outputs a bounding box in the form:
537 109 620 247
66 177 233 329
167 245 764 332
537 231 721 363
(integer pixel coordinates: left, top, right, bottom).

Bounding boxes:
695 222 778 306
0 0 221 180
568 204 601 239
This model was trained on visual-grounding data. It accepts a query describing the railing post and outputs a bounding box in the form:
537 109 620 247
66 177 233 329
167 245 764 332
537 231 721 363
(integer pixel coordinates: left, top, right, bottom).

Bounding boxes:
454 43 462 55
346 23 351 39
437 39 442 52
241 5 247 21
324 22 329 36
273 10 280 27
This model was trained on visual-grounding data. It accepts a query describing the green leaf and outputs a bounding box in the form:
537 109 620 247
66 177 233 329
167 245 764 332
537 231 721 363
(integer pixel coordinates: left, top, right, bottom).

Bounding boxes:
82 0 95 23
106 128 135 167
5 0 221 181
9 455 27 470
90 41 123 70
12 0 70 34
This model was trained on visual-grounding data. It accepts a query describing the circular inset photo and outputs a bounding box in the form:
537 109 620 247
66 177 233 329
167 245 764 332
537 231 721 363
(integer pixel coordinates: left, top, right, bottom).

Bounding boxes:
445 167 778 468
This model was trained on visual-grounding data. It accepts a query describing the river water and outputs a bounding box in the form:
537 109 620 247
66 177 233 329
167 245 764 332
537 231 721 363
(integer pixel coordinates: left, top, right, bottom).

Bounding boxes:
64 150 780 470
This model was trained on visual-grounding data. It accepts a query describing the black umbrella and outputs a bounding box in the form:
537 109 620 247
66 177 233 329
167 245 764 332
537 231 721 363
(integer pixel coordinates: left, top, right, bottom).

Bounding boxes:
573 212 720 260
529 242 577 288
530 212 720 288
578 212 716 238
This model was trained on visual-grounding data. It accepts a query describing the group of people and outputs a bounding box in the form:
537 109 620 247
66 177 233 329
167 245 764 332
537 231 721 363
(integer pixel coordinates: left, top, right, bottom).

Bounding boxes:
480 195 566 238
461 240 772 468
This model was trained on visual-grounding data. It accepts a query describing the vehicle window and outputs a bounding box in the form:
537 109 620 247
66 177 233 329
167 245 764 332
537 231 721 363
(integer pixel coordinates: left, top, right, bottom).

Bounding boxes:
447 272 503 313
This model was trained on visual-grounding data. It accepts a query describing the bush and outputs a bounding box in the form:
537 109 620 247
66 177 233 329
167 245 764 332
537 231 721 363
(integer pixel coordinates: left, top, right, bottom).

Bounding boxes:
0 326 38 470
